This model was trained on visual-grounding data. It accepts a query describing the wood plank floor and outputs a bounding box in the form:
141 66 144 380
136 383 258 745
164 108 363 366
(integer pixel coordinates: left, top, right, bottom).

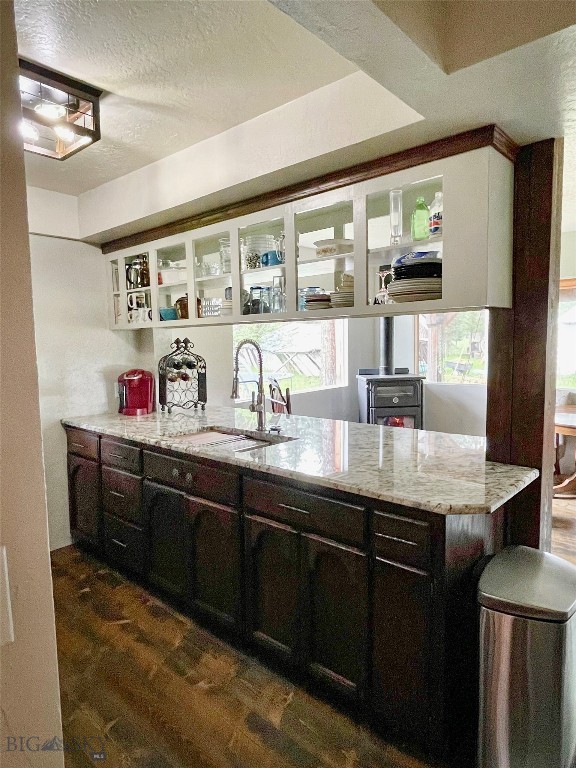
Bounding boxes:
52 546 438 768
552 495 576 565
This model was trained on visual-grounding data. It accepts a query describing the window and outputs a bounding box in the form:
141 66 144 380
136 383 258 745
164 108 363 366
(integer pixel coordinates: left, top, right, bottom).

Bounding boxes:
558 279 576 387
233 319 347 398
418 310 488 383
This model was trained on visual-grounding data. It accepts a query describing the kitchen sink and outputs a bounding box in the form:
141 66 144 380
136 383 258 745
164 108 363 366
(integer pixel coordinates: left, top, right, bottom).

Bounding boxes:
170 427 297 451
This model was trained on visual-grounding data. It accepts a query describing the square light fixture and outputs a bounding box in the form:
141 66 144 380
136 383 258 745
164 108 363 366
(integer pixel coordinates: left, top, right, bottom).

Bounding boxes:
18 58 102 160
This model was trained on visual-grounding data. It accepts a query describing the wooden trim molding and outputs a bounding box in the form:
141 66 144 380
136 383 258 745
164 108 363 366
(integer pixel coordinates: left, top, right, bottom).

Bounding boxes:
102 124 518 254
486 138 563 549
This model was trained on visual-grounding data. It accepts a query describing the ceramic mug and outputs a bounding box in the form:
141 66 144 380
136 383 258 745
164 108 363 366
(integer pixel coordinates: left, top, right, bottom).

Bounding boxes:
127 292 146 310
139 308 152 323
261 250 281 267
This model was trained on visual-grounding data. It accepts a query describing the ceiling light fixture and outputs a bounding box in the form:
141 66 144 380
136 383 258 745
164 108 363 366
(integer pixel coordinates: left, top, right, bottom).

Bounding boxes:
20 120 39 142
34 102 67 121
18 58 102 160
53 125 76 142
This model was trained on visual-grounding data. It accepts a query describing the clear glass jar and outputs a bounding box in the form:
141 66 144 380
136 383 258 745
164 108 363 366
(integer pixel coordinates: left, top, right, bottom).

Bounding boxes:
249 286 271 314
219 238 231 273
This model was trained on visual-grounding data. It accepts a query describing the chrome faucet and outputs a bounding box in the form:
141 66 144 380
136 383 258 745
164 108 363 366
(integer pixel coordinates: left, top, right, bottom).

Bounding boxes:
231 339 265 431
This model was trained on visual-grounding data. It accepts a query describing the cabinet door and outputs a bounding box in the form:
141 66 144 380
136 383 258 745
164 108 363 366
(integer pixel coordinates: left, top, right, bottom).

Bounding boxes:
144 481 189 600
188 496 241 632
245 514 301 667
67 453 100 545
371 557 433 748
303 534 368 701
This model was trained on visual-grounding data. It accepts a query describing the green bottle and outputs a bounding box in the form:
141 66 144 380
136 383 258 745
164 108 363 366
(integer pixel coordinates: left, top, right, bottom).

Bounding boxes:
411 197 430 241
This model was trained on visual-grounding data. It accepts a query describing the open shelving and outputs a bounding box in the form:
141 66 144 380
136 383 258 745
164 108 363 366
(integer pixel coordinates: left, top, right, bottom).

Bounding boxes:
106 146 513 329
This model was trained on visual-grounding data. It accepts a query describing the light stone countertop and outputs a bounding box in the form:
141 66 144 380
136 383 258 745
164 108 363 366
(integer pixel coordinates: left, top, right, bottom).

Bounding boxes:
62 407 539 516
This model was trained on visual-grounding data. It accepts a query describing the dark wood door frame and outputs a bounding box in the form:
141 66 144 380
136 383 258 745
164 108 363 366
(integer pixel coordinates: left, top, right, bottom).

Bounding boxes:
487 138 563 549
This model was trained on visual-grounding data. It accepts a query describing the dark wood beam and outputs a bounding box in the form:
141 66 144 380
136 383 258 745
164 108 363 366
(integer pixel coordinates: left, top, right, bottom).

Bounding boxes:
101 124 518 254
487 138 563 549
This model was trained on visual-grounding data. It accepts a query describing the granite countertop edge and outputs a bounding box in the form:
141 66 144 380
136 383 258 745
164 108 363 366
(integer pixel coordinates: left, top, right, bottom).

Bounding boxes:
61 408 539 517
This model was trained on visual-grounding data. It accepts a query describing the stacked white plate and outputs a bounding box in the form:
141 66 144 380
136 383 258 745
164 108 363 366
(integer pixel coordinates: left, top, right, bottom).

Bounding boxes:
387 277 442 303
387 250 442 302
340 273 354 291
330 291 354 307
220 299 233 316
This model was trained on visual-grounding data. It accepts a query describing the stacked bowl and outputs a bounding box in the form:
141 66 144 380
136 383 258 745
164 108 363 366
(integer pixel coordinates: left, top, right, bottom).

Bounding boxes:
387 250 442 303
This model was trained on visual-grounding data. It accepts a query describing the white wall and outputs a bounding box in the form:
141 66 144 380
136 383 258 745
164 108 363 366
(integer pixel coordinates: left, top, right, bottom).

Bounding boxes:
77 72 421 242
0 2 63 760
423 382 487 436
561 231 576 278
166 325 234 408
30 235 153 551
393 315 416 372
27 187 79 240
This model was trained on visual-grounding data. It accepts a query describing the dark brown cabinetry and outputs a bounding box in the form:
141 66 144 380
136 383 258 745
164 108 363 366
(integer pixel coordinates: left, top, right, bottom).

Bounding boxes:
101 466 143 525
245 514 301 667
103 512 148 575
143 450 240 506
99 439 146 574
303 534 367 699
101 438 142 474
244 510 368 701
65 426 500 766
188 496 241 632
369 505 438 752
144 480 190 600
67 453 100 546
371 557 433 747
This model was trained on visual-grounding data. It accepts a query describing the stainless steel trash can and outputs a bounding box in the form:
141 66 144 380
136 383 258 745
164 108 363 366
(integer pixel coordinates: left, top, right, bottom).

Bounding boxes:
478 546 576 768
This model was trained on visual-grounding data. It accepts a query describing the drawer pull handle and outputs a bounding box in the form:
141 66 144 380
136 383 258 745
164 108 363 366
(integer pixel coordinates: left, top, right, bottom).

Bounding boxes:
374 532 418 547
109 490 124 498
172 468 180 478
279 503 310 516
111 538 127 548
71 442 85 449
109 453 125 460
185 472 193 483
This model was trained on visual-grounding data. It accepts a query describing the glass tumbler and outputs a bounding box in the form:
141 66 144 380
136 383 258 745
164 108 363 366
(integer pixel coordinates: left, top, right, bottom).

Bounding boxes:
389 189 403 245
219 238 231 273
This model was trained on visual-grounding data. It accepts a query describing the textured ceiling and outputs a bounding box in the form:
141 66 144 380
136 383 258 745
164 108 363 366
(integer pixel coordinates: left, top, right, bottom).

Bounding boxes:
271 0 576 231
15 0 356 195
374 0 576 73
15 0 576 234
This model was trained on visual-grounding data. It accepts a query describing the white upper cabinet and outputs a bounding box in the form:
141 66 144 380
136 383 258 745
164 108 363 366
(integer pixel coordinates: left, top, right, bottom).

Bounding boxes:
106 146 513 330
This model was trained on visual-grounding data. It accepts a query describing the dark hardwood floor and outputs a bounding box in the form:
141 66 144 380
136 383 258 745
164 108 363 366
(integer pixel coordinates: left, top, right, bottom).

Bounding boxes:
52 546 438 768
552 495 576 565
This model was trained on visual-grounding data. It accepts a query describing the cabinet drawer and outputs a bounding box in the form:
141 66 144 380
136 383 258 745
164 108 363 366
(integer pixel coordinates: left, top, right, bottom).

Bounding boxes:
66 428 99 461
244 478 365 547
143 451 240 507
102 466 144 525
372 511 431 570
101 438 142 474
103 513 147 575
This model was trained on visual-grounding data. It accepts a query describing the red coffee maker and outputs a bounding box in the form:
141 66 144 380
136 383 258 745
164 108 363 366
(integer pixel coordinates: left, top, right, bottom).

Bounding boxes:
118 369 155 416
